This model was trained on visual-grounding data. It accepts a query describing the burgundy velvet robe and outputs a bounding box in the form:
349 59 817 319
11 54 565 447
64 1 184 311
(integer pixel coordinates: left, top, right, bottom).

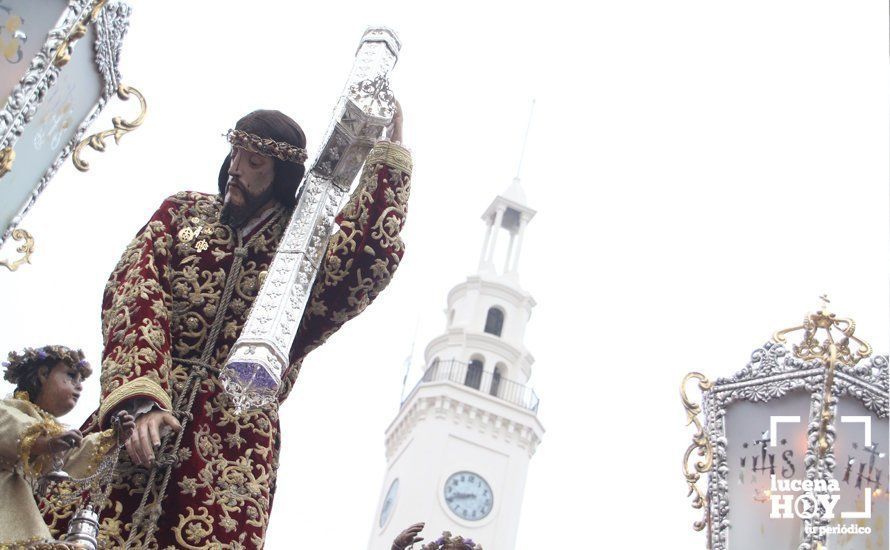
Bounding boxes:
42 141 411 549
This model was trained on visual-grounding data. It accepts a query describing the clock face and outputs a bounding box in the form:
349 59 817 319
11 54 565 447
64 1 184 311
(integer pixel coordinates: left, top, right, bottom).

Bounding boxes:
444 471 493 521
379 478 399 528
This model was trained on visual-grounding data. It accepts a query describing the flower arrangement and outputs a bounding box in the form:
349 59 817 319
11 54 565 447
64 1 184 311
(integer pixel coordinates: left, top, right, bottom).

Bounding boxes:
2 345 91 393
419 531 483 550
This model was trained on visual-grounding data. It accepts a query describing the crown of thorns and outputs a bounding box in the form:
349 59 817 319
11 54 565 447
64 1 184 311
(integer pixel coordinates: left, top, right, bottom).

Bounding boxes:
225 129 308 164
2 345 91 385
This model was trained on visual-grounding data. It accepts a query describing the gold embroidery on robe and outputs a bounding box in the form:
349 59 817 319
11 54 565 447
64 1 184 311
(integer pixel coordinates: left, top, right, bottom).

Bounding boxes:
42 141 412 549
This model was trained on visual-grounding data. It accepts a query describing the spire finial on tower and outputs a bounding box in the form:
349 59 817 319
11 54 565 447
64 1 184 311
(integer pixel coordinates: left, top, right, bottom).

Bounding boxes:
515 99 536 180
478 100 538 277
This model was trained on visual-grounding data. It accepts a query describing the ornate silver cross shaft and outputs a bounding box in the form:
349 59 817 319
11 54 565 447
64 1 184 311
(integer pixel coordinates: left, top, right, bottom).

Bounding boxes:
220 27 401 413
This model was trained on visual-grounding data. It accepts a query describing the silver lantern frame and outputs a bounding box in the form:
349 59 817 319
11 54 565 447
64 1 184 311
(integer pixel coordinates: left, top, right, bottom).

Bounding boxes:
0 0 139 269
683 304 889 550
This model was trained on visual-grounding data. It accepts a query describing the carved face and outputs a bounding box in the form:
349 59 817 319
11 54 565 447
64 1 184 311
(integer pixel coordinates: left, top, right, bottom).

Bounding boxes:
35 361 83 417
221 146 276 227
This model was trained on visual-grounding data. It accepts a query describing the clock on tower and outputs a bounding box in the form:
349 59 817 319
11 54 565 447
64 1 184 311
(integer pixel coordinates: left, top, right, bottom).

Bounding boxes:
444 471 494 521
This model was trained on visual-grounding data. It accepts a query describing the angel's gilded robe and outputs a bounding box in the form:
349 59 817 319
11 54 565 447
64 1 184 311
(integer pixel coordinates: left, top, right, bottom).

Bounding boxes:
42 141 412 549
1 397 116 548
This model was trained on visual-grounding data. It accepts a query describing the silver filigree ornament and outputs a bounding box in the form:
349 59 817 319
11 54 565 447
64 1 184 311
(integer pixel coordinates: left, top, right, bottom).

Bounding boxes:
0 1 133 261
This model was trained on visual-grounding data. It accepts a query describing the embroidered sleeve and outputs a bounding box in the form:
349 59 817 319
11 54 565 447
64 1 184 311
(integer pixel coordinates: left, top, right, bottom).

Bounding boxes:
97 198 178 427
18 420 65 478
279 141 412 401
0 400 63 479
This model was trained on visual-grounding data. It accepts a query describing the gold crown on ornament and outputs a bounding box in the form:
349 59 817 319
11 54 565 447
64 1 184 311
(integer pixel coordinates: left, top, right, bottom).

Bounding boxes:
225 129 308 164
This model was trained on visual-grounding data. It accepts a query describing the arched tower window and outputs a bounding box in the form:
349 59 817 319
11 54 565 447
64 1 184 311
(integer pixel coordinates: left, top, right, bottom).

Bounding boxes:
465 358 483 390
484 307 505 337
489 364 505 397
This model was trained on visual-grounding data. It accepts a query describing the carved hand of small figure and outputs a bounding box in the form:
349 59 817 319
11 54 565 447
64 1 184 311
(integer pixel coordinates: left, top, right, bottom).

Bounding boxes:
111 410 135 444
34 429 83 456
392 521 424 550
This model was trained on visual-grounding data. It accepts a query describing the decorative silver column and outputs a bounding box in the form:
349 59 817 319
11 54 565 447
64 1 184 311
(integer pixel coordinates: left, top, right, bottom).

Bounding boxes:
221 27 401 414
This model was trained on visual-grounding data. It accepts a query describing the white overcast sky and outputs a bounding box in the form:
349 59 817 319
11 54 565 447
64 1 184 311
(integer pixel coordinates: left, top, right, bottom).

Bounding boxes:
0 1 888 548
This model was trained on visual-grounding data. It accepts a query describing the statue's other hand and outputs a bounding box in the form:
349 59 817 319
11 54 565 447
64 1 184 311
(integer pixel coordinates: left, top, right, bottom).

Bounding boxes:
388 99 403 143
125 410 181 467
392 521 424 550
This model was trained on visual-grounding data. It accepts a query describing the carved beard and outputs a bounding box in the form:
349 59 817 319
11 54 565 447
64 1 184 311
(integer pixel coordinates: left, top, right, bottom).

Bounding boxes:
220 178 275 228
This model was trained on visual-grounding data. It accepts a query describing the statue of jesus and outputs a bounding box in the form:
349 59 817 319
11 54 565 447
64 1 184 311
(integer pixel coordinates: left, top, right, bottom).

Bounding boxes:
42 106 411 548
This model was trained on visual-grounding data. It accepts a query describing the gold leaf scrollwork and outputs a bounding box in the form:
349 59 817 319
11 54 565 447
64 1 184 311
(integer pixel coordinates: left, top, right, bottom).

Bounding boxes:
681 371 713 532
817 342 838 455
72 84 146 172
772 297 871 458
88 0 110 21
0 146 15 178
0 228 34 272
772 295 872 366
52 22 86 68
53 0 108 68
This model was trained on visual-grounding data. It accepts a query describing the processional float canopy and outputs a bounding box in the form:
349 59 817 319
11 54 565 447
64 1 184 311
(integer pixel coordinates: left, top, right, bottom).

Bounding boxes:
682 297 888 549
0 0 143 271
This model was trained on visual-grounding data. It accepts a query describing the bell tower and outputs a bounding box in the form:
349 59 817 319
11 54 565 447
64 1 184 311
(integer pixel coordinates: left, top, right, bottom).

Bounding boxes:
367 176 544 550
480 177 534 269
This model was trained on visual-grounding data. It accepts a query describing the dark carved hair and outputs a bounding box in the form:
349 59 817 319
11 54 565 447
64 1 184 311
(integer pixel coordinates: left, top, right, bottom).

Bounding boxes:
3 345 91 401
218 109 307 208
